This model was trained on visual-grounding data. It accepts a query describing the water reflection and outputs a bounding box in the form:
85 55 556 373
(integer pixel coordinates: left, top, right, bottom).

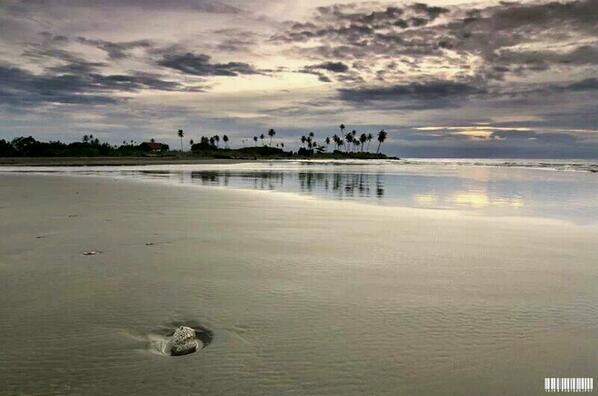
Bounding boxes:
131 166 598 223
183 171 386 200
8 162 596 223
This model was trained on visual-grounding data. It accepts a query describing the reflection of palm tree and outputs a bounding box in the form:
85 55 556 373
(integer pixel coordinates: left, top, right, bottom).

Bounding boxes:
177 129 184 151
268 129 276 146
376 129 387 153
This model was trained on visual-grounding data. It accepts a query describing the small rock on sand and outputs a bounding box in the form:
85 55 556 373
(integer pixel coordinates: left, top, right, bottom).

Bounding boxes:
167 326 199 356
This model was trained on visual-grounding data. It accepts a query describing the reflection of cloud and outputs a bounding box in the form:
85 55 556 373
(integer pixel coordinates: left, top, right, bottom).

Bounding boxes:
453 191 490 208
414 194 438 205
452 190 524 208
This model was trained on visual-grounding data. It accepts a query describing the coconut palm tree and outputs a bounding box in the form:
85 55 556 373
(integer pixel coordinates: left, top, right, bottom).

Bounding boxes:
189 139 194 146
223 135 229 148
325 136 331 151
376 129 388 153
253 136 258 146
366 133 373 152
177 129 184 151
301 135 307 148
359 133 367 152
354 140 360 152
260 133 265 146
339 124 345 140
268 129 276 146
345 133 353 152
83 134 89 143
150 138 156 143
213 135 220 148
351 130 357 152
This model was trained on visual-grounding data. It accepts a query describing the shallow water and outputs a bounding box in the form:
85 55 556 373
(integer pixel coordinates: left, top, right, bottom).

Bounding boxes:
0 163 597 395
3 159 598 223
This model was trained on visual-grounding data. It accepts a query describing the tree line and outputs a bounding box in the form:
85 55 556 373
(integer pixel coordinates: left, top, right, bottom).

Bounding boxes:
0 125 391 158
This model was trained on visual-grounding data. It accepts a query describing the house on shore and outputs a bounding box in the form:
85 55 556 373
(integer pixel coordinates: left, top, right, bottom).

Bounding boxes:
140 142 169 153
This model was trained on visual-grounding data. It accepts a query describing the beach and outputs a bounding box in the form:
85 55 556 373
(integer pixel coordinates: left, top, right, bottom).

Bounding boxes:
1 167 598 395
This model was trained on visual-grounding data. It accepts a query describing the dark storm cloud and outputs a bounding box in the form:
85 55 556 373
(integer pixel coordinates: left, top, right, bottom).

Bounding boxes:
157 52 259 76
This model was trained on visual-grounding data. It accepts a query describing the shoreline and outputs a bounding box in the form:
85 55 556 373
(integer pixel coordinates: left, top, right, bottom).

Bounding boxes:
0 156 399 167
0 156 252 166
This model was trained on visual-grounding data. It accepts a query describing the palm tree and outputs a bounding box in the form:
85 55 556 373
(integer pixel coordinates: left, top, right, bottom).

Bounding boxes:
189 139 194 146
359 133 367 152
309 131 314 138
339 124 345 140
82 134 89 143
325 136 331 151
351 130 357 152
268 129 276 146
376 129 388 153
354 140 360 152
366 133 373 152
300 135 307 148
253 136 258 146
345 133 353 152
150 138 155 143
213 135 220 148
260 133 265 146
223 135 229 148
280 142 284 149
332 134 340 151
177 129 184 151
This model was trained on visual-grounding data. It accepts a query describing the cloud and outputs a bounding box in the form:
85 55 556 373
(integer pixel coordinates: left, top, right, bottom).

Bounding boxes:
338 80 485 107
157 52 259 76
309 61 349 73
0 62 202 108
4 0 243 14
76 37 153 59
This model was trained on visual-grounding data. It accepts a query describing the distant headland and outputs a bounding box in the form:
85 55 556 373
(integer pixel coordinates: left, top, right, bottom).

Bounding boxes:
0 125 398 165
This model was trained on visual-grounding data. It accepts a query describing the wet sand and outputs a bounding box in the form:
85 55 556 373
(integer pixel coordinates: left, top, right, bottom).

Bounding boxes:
1 173 597 395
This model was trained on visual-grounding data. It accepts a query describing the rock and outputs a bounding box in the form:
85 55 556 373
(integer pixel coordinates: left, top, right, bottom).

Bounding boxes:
167 326 199 356
82 251 101 256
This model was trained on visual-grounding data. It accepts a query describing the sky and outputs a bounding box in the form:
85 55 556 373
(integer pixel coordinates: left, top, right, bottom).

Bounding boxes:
1 0 597 158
